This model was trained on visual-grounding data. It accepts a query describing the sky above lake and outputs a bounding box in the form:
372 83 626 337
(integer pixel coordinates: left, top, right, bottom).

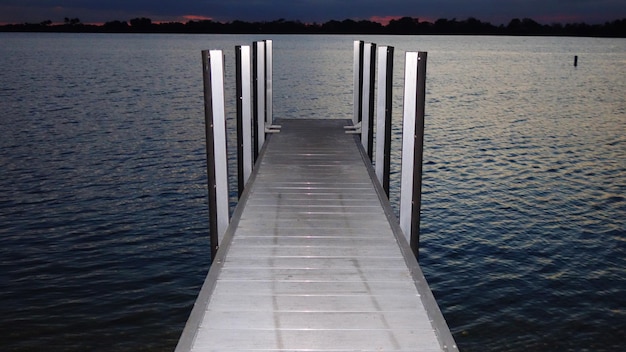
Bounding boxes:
1 0 624 25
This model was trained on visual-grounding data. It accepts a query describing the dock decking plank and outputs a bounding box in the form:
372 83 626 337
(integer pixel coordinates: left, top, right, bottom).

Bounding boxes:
179 119 452 352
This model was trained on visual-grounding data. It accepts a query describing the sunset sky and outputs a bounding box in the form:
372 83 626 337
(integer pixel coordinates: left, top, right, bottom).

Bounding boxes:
1 0 624 25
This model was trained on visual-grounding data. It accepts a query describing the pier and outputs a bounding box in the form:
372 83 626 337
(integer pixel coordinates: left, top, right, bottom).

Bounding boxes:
176 40 457 351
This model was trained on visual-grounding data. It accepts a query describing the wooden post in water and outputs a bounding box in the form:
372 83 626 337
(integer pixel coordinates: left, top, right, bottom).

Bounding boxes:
375 46 394 197
400 51 428 259
202 50 230 259
574 55 578 67
236 45 253 198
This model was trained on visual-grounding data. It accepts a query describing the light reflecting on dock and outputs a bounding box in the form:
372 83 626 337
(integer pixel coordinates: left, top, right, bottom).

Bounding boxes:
176 119 456 352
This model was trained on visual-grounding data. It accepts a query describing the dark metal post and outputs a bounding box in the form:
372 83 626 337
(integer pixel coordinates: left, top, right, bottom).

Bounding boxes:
366 43 377 161
202 50 229 259
353 41 364 126
375 46 394 197
409 51 428 258
382 47 394 195
255 41 266 155
400 51 428 260
265 40 273 128
252 43 260 161
236 46 244 198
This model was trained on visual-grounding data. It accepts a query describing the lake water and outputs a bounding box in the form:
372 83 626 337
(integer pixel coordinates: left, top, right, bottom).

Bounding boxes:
1 33 624 351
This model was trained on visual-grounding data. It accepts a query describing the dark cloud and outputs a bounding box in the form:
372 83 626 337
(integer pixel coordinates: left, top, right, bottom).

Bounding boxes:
0 0 624 24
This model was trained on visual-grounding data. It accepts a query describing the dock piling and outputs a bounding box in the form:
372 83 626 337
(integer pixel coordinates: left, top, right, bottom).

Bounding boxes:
236 45 253 198
352 41 364 126
253 41 266 160
360 43 376 159
375 45 394 197
400 51 428 258
201 49 230 258
265 40 273 129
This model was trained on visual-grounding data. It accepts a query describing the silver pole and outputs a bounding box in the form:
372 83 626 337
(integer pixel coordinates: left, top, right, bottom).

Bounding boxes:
265 40 273 127
400 51 427 258
360 42 373 156
241 46 253 186
255 41 266 154
410 51 428 257
375 45 394 197
352 41 364 126
202 49 230 258
236 45 253 197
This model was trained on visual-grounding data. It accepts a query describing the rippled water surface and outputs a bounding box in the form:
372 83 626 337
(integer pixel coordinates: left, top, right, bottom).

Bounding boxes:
1 33 624 351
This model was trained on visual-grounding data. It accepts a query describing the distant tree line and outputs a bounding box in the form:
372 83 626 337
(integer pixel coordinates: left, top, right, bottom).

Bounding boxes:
2 16 625 37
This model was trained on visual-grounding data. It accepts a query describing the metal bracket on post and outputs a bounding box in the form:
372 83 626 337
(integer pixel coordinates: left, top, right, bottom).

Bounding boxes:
399 51 428 260
202 49 230 259
344 121 362 134
375 46 394 197
265 125 281 133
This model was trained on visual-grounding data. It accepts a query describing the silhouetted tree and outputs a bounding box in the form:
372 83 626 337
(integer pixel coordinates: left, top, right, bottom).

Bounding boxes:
130 17 152 31
387 17 420 34
103 20 128 32
507 18 543 35
1 15 624 36
64 17 81 26
433 18 460 33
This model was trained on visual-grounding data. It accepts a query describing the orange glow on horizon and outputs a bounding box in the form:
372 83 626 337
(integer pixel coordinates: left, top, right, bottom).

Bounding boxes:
535 14 587 24
182 14 214 22
370 15 402 25
370 15 435 25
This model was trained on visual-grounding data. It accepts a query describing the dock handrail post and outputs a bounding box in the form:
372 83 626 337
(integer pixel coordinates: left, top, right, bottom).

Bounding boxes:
236 45 253 198
361 42 376 160
375 45 394 197
252 41 266 161
353 41 364 126
202 49 230 259
265 40 273 127
400 51 428 259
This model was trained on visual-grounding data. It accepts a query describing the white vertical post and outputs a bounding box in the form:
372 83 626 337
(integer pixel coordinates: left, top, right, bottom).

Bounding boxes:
375 45 394 196
399 51 428 258
400 52 418 242
202 49 229 258
236 45 253 197
253 41 266 157
241 46 253 185
352 40 363 126
361 42 373 155
265 40 273 127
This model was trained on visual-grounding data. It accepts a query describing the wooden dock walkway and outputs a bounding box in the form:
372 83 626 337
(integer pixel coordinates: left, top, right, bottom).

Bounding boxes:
176 119 457 351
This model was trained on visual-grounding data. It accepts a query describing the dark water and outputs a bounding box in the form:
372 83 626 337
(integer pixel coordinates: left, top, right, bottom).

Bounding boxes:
1 33 625 351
